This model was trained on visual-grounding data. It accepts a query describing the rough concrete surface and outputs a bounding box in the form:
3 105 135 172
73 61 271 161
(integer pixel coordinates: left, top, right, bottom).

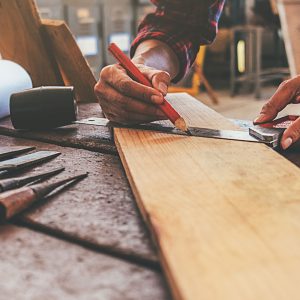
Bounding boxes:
0 103 116 154
1 135 158 263
0 225 171 300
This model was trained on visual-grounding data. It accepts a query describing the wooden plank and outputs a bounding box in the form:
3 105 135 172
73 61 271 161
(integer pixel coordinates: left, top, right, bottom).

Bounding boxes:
0 135 157 265
0 225 170 299
42 20 97 103
278 0 300 76
270 0 279 14
0 0 62 86
114 93 300 300
0 103 116 155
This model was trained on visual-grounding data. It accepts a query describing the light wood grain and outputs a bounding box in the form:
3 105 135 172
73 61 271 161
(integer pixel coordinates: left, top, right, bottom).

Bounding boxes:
114 92 300 300
277 0 300 76
42 20 97 103
0 0 62 86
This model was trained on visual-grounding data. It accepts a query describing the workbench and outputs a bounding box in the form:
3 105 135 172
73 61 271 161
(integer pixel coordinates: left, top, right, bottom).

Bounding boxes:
1 95 300 299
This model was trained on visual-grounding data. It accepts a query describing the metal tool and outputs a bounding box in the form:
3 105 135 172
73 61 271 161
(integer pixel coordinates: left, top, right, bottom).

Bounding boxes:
249 115 300 149
0 167 65 192
0 151 60 173
0 146 35 160
76 117 279 148
0 173 88 221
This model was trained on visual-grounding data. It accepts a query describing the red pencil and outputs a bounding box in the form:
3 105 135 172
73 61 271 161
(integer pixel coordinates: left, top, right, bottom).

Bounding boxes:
108 43 190 133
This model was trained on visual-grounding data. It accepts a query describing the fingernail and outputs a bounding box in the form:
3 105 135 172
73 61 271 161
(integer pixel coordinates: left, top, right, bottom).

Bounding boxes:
253 115 265 124
282 137 293 150
158 82 168 95
151 94 164 104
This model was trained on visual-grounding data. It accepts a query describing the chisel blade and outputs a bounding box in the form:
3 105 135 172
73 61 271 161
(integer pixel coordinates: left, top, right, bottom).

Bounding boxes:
0 146 35 161
0 151 61 172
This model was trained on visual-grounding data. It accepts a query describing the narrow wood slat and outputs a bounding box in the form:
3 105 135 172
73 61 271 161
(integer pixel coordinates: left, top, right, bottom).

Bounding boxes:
278 0 300 76
42 19 97 103
114 93 300 300
0 0 62 86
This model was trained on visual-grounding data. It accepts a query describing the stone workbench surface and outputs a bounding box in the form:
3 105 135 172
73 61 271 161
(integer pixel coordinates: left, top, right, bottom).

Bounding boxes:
1 135 158 265
0 225 170 300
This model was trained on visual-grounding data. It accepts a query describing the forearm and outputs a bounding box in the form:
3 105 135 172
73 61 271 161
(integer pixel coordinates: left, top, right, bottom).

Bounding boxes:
132 40 179 80
130 0 225 82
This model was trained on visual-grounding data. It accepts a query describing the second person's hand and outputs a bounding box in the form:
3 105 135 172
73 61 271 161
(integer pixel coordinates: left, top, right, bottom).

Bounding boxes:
254 76 300 149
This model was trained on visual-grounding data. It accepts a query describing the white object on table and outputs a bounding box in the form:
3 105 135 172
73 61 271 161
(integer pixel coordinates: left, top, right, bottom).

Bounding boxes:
0 60 32 119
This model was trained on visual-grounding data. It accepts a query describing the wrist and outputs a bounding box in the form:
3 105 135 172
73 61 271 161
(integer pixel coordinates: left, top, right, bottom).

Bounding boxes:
132 40 179 80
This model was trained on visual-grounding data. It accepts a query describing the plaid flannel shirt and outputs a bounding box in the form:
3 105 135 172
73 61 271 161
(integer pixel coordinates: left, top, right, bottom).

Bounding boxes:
131 0 225 82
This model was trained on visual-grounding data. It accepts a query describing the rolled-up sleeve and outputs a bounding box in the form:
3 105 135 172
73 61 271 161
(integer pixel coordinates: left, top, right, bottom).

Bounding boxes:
130 0 225 82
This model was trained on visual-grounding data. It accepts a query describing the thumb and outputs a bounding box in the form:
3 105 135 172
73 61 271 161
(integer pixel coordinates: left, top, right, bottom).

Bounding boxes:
138 66 171 96
151 71 171 96
281 117 300 150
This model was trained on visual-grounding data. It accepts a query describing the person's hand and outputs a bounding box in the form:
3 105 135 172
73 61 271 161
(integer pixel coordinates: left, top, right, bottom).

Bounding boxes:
254 76 300 149
94 63 170 125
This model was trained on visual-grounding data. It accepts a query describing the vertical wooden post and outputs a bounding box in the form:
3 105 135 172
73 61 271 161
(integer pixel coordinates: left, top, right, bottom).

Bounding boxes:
0 0 63 86
42 20 97 103
277 0 300 77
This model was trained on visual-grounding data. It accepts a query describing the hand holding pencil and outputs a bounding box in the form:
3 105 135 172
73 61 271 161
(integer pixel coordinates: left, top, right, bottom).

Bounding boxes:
94 42 189 132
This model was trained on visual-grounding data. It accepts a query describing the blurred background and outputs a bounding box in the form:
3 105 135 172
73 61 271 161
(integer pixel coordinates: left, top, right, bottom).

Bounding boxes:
34 0 299 120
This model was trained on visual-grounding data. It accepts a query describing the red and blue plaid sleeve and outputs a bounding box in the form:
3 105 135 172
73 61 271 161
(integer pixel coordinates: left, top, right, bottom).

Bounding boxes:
130 0 225 82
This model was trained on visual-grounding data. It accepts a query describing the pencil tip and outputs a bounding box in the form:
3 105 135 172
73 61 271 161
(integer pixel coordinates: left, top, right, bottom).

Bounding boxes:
174 117 189 133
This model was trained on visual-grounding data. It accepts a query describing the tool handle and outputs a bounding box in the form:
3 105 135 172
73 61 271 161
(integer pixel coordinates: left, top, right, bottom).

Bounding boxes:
0 187 37 221
0 166 65 192
108 43 182 125
0 165 15 172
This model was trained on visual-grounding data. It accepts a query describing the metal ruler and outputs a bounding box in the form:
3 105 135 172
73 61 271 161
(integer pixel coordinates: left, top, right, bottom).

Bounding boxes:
75 117 280 149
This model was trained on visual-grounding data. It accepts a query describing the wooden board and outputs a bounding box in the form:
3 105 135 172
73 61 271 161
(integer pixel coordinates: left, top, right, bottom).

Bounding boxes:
114 93 300 300
278 0 300 76
0 0 62 86
42 20 97 103
0 135 157 265
0 225 170 299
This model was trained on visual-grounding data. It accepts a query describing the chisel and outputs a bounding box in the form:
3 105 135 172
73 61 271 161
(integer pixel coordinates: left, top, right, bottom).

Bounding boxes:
0 173 88 221
0 151 60 173
0 167 65 192
0 146 35 160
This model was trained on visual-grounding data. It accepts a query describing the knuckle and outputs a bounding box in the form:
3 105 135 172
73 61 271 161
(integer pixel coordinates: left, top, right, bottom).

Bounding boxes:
119 98 129 111
288 125 300 140
94 81 104 96
156 71 171 84
279 80 289 89
141 90 150 102
261 101 277 114
278 78 295 93
106 112 116 121
118 79 132 94
99 65 111 80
